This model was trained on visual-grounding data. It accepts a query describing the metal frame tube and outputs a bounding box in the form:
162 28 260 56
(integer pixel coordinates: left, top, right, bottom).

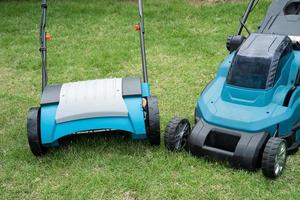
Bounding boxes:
237 0 257 35
40 0 48 91
138 0 148 83
39 0 149 88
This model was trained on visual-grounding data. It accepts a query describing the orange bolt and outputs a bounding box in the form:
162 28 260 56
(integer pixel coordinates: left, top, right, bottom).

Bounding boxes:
134 24 141 32
45 32 52 41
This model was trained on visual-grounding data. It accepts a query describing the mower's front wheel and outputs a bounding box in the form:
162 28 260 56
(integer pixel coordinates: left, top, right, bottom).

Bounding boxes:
27 107 47 156
146 96 160 146
164 117 191 151
261 137 287 179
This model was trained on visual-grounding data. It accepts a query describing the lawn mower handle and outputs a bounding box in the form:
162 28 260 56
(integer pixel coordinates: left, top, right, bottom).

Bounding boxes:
138 0 148 83
237 0 258 35
39 0 149 89
40 0 48 91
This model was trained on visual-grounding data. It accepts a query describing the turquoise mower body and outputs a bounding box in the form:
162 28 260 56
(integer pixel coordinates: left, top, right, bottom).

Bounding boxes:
195 47 300 139
165 0 300 178
191 34 300 170
190 0 300 173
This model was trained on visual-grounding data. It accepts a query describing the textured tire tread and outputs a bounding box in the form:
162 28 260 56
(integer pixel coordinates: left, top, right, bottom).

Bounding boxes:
164 117 190 151
147 96 160 145
27 107 47 156
261 138 286 179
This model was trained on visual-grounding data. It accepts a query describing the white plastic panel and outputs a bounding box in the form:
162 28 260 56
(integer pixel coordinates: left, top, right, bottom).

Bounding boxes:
55 78 128 123
289 35 300 42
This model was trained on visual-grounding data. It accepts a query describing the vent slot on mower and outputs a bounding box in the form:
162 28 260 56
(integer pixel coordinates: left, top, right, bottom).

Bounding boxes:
204 130 240 153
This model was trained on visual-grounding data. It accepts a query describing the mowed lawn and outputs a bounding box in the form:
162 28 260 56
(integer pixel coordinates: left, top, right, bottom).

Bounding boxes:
1 0 300 199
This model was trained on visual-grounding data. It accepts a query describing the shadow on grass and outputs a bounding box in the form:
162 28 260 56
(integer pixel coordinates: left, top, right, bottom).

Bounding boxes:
42 130 159 157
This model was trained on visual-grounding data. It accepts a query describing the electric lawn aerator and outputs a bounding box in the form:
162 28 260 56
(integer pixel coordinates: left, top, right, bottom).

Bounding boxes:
27 0 160 156
165 0 300 178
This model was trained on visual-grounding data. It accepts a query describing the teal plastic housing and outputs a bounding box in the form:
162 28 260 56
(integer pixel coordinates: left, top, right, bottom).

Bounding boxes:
40 83 151 146
196 51 300 140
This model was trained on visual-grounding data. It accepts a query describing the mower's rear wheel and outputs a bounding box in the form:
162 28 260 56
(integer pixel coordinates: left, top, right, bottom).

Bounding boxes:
146 96 160 146
262 138 287 179
27 107 47 156
164 117 191 151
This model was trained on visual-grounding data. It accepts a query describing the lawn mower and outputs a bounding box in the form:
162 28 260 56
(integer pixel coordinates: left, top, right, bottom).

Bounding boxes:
27 0 160 156
165 0 300 178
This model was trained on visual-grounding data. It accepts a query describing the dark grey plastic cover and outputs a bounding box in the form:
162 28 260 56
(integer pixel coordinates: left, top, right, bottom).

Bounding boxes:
122 77 142 96
41 84 62 105
227 33 292 89
258 0 300 36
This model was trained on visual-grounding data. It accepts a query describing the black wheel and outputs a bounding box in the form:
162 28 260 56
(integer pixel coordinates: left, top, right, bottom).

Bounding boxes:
164 117 191 151
146 96 160 145
27 107 47 156
261 137 287 179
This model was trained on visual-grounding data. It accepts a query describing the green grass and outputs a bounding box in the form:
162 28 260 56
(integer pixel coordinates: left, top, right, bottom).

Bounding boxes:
1 0 300 199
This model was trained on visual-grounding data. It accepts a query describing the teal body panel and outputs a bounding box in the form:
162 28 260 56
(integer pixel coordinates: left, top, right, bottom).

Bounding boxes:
142 83 150 97
40 83 151 145
196 51 300 140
